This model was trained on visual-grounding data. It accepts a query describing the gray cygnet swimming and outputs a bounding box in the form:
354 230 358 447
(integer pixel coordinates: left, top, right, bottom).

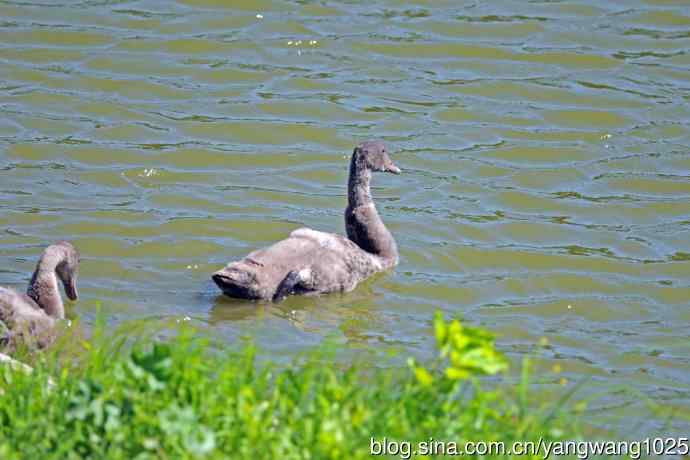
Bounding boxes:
213 140 401 302
0 241 79 350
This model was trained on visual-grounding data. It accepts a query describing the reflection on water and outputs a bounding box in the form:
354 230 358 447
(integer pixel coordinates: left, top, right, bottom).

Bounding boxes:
1 0 689 436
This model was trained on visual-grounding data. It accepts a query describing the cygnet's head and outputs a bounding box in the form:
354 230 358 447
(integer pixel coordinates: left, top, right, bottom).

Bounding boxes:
353 140 401 174
47 241 80 301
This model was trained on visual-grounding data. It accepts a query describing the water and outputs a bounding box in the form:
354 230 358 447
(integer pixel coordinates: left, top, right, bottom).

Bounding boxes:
1 0 689 436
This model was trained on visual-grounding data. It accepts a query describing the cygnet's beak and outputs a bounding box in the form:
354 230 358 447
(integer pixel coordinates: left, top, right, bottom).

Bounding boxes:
384 162 401 174
65 276 78 301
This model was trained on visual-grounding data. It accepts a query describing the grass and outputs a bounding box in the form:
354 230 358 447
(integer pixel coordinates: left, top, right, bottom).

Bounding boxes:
0 312 583 459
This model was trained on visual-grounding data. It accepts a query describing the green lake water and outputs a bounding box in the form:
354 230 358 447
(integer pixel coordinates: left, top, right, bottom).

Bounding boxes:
1 0 689 437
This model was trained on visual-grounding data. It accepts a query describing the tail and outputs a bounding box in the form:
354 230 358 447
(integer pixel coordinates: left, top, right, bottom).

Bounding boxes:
212 263 263 300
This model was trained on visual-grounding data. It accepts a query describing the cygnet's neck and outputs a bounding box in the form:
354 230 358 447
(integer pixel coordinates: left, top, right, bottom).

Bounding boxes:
348 158 373 208
346 155 399 265
26 254 65 319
